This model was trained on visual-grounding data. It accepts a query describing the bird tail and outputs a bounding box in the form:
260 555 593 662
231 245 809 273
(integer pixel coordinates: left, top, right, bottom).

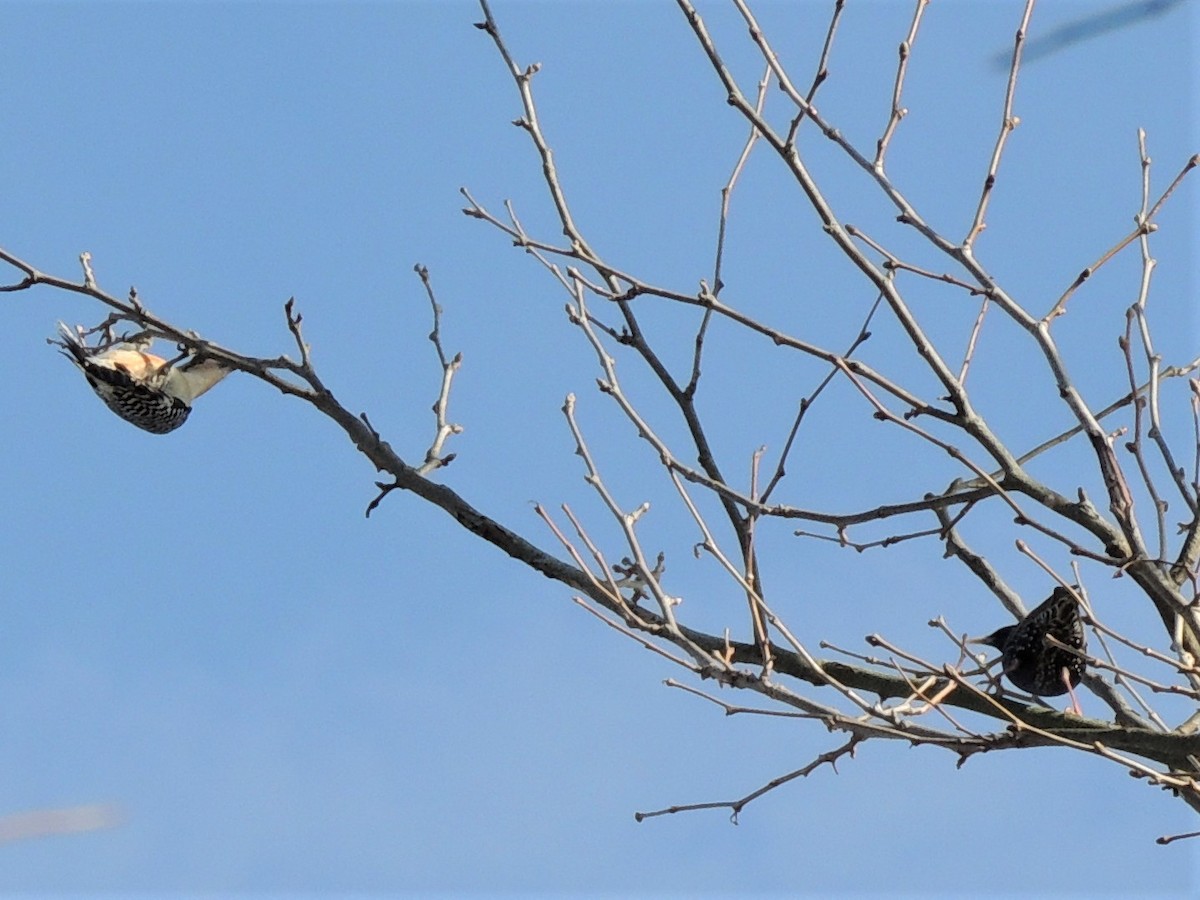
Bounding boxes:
55 321 89 366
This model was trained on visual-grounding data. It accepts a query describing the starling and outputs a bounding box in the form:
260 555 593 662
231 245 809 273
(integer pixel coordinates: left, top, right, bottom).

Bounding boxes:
978 586 1086 713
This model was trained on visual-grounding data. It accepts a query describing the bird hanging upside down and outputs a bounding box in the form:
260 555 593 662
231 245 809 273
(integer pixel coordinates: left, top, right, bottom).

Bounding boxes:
977 586 1087 714
55 322 232 435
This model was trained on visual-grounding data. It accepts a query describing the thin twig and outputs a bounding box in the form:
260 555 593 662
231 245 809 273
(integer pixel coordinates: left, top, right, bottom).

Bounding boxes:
963 0 1035 248
635 736 861 824
875 0 930 168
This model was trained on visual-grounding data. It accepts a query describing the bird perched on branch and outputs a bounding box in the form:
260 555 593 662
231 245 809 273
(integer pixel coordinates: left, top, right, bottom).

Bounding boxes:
54 322 232 435
977 586 1087 714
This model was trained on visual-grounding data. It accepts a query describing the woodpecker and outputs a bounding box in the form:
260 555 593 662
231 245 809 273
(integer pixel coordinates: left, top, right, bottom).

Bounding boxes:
55 322 232 434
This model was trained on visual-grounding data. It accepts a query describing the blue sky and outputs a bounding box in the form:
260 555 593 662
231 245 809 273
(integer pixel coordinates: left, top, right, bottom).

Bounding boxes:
0 0 1197 894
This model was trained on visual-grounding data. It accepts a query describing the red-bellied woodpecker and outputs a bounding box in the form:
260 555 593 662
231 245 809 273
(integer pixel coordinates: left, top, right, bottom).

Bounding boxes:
56 322 232 434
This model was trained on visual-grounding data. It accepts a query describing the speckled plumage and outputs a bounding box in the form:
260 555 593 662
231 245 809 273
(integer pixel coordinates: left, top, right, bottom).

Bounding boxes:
980 587 1086 707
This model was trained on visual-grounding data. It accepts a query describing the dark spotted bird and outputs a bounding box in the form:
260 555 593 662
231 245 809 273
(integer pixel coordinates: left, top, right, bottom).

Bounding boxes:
978 586 1086 714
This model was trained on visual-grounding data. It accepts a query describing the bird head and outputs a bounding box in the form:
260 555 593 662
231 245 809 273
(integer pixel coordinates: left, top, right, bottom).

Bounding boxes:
162 357 233 403
975 625 1015 651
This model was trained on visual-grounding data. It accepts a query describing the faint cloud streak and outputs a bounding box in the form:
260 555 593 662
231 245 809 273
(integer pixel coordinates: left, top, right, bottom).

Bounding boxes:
992 0 1185 67
0 803 123 845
